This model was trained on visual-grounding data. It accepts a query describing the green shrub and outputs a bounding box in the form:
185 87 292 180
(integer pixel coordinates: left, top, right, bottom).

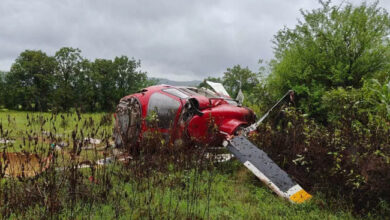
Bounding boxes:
251 107 390 215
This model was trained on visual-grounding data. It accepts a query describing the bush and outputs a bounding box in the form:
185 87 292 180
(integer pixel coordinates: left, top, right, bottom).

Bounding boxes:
251 107 390 215
267 1 390 122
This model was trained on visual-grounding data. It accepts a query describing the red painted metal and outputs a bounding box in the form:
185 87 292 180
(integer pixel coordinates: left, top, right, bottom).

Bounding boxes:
118 84 255 146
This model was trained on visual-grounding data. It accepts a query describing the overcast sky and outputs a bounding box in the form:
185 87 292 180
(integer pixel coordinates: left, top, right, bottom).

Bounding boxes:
1 0 389 81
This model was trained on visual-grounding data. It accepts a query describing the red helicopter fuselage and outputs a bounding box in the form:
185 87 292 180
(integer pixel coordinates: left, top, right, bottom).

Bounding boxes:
117 85 255 146
114 85 312 204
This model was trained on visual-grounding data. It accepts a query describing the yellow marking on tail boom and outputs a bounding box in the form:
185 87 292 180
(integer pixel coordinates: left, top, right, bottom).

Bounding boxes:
289 189 312 203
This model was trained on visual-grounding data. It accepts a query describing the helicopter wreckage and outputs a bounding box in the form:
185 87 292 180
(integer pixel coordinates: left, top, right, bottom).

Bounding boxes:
1 81 311 204
113 81 312 204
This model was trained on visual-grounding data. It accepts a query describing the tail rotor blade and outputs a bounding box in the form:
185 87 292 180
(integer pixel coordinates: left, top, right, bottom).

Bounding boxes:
225 135 311 203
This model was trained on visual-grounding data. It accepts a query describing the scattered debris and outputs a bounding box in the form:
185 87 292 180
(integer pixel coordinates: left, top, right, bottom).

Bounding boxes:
84 138 102 145
96 155 132 165
205 153 233 162
214 153 233 162
0 139 15 144
81 145 106 150
42 130 51 136
56 141 69 148
96 157 115 165
54 155 133 171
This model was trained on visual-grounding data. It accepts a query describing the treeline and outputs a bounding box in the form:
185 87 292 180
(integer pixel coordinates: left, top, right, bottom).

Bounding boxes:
0 48 152 112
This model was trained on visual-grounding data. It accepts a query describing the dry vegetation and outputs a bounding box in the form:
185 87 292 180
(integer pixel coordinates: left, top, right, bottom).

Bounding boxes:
0 111 364 219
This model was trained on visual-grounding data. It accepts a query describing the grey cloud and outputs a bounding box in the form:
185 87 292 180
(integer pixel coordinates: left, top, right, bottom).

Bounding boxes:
1 0 389 80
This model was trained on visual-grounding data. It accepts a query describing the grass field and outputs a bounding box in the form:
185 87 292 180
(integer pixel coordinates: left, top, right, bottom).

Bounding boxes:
0 110 362 219
0 110 113 151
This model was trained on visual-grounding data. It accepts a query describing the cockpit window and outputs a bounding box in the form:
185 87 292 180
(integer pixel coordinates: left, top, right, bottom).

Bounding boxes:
186 87 219 98
147 92 181 129
178 88 198 96
163 88 189 99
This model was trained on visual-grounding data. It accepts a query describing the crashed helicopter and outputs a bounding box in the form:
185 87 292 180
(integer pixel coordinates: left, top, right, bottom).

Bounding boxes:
113 81 312 204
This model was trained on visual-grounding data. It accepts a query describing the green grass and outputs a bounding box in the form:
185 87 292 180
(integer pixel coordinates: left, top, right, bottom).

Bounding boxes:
7 163 356 219
0 111 361 219
0 110 112 155
0 109 113 137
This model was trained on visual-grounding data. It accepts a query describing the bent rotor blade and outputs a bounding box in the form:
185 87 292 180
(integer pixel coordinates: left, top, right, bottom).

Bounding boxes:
225 135 312 204
245 90 294 133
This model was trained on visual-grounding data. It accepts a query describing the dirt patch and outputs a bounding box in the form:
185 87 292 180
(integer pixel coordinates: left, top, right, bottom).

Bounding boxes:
0 152 50 178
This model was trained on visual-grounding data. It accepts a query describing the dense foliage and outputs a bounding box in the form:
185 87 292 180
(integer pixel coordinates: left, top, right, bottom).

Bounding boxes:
199 1 390 215
267 1 390 121
1 48 151 112
251 107 390 215
0 71 6 108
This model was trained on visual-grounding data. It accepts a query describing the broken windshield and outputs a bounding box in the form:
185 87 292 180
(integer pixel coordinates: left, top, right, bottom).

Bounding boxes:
163 88 189 99
185 87 219 98
147 92 181 129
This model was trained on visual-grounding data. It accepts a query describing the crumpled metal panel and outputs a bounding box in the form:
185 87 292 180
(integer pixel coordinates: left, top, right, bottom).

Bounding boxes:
114 97 142 149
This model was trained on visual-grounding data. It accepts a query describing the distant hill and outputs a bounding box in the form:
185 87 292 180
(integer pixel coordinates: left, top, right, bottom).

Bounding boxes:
151 77 201 87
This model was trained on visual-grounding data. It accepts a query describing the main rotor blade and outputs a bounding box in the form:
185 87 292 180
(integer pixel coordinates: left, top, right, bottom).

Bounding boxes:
245 90 294 133
225 135 311 204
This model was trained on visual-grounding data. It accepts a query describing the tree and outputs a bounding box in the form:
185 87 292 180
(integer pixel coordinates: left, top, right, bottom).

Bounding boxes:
2 48 151 112
199 66 259 98
113 56 148 99
72 59 96 112
267 1 390 120
0 71 5 107
91 56 148 112
5 50 56 111
54 47 84 111
90 59 115 111
222 65 259 98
